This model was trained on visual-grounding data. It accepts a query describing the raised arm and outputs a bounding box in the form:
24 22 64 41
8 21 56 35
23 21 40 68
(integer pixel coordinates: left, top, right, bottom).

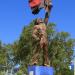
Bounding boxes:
44 0 53 25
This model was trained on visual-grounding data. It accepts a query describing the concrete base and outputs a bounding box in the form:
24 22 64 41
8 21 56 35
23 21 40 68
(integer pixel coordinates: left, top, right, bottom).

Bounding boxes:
28 66 54 75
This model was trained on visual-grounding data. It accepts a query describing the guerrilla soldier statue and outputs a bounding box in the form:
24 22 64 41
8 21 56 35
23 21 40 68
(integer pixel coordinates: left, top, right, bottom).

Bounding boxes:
29 0 53 66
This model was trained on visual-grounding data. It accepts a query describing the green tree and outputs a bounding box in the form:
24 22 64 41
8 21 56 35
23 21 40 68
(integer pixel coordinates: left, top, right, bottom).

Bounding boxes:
0 41 7 67
0 41 7 74
13 21 74 75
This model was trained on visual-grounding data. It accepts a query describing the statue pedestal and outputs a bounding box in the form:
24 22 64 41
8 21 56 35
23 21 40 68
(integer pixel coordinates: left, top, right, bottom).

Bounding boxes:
28 66 54 75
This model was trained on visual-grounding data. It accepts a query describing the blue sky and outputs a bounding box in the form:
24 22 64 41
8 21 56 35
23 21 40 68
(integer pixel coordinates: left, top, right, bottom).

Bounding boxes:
0 0 75 44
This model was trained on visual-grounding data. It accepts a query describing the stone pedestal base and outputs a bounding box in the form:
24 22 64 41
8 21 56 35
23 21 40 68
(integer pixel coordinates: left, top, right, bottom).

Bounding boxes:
28 66 54 75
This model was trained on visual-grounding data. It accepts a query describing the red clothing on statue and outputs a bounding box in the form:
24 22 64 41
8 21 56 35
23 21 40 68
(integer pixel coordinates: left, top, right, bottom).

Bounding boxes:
29 0 41 8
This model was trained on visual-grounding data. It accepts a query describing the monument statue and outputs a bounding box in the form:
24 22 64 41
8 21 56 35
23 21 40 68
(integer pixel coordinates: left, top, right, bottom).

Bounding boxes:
31 18 49 66
28 0 54 75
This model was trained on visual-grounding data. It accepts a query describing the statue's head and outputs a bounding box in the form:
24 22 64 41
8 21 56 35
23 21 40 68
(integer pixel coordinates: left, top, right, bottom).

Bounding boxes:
34 18 43 25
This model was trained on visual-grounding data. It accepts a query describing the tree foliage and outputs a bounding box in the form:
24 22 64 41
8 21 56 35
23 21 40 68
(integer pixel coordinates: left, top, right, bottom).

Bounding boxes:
12 20 74 74
0 41 7 65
